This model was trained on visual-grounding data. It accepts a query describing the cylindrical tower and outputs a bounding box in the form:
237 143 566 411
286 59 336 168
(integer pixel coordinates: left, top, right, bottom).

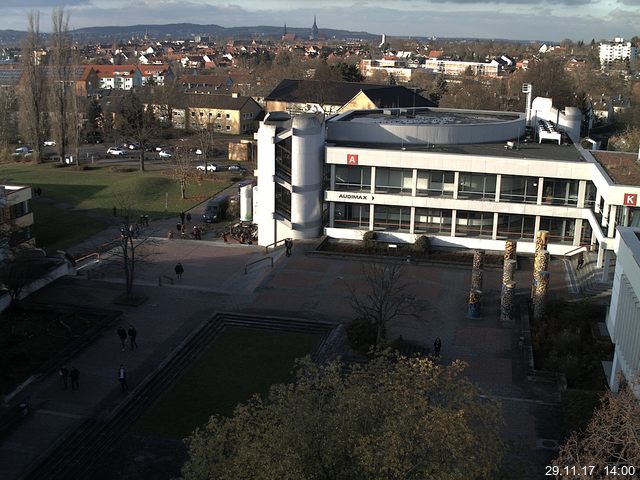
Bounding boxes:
240 185 253 222
290 113 325 239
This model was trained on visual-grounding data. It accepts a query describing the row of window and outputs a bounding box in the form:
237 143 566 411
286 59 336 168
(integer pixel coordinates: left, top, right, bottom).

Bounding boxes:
333 203 584 244
334 166 583 207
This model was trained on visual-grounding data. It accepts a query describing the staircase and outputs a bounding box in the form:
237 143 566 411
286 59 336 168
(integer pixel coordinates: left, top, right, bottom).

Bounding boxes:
22 313 335 480
564 250 615 302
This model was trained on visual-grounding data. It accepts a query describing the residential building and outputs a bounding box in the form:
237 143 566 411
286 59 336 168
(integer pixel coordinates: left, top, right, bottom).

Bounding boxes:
138 64 174 86
176 93 263 134
254 101 640 277
422 58 503 77
599 37 638 68
265 79 435 116
91 65 142 90
0 185 35 258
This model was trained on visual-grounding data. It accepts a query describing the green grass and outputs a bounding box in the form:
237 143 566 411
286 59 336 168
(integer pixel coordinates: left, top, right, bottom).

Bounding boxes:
31 201 106 252
0 162 233 217
134 327 321 439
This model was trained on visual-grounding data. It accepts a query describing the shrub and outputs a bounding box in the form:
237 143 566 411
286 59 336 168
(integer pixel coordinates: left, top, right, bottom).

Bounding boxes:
345 317 377 354
413 235 431 255
362 230 377 252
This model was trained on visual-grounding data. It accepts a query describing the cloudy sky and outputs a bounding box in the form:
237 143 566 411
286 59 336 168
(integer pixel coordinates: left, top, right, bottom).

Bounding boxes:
1 0 639 42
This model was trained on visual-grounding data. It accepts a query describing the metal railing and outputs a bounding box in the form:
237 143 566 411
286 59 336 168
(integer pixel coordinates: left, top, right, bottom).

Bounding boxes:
264 238 287 254
245 256 273 274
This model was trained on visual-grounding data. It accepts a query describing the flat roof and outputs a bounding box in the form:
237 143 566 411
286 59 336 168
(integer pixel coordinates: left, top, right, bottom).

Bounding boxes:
328 137 585 162
340 108 520 126
591 151 640 186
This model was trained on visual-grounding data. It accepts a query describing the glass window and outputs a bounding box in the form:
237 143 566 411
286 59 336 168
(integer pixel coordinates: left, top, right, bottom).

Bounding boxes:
375 168 413 195
585 182 596 209
275 183 291 220
373 206 411 232
9 200 30 219
455 210 494 237
335 166 371 191
542 178 579 206
226 113 230 119
275 137 292 182
416 170 455 197
500 176 538 204
458 173 496 200
539 217 575 244
580 221 593 245
334 203 370 229
497 214 536 240
226 125 230 131
415 208 452 234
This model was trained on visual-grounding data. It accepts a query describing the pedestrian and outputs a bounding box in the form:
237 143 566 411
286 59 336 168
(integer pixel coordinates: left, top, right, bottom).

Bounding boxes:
285 238 292 256
128 326 138 350
180 211 186 224
113 206 117 217
118 364 128 393
70 366 80 391
36 187 42 196
176 223 182 233
434 337 442 357
59 365 69 390
174 262 184 279
576 252 584 270
117 326 127 351
223 232 228 243
180 224 186 238
186 212 192 223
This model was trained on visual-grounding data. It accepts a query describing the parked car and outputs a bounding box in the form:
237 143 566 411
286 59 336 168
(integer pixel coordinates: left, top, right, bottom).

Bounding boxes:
14 146 33 156
107 147 126 156
43 139 56 146
158 150 172 158
227 164 247 173
196 163 221 172
128 142 140 150
202 196 228 223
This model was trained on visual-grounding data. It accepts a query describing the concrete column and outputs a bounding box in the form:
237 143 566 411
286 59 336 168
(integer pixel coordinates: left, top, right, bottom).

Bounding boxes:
370 166 376 193
453 172 459 200
409 207 416 235
573 218 583 246
602 249 612 281
537 177 544 205
451 210 457 237
411 168 418 197
597 240 606 268
595 191 601 213
601 202 609 228
503 259 517 284
577 180 587 208
609 350 621 392
501 281 516 325
534 216 541 239
492 212 499 240
608 205 617 238
329 202 335 228
471 249 484 291
369 204 375 231
467 289 482 319
330 164 336 190
535 230 549 252
495 174 501 202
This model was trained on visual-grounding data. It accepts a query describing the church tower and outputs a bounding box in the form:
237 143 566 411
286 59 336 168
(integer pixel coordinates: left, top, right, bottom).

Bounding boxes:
310 16 318 40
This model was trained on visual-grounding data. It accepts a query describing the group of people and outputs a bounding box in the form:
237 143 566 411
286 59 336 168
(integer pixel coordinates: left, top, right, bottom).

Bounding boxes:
117 325 138 352
58 366 80 391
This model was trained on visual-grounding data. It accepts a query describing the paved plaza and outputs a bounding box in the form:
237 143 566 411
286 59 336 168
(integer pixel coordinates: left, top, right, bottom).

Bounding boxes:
0 218 570 479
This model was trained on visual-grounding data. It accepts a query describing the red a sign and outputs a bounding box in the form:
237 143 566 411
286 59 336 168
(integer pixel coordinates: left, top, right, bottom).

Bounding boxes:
347 154 358 165
624 193 637 206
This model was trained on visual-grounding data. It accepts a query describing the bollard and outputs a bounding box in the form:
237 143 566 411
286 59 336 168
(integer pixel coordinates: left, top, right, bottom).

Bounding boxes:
500 281 516 324
467 289 482 319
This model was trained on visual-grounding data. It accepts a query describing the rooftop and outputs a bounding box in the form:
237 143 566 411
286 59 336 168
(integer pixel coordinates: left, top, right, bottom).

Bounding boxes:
341 109 519 126
592 151 640 185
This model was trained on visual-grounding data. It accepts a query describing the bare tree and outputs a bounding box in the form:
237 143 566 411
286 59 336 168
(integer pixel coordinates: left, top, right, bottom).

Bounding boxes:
349 261 422 344
553 383 640 475
0 87 17 157
117 90 158 171
168 148 201 200
48 7 73 162
18 11 46 163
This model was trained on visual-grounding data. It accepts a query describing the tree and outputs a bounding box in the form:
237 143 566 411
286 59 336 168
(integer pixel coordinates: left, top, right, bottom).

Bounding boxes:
168 148 201 200
18 11 46 163
349 261 422 345
82 97 103 144
117 90 158 171
48 7 73 162
0 87 17 157
182 352 505 480
332 62 364 82
522 57 575 108
553 385 640 475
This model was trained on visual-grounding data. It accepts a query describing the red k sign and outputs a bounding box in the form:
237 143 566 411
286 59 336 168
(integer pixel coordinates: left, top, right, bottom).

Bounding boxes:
624 193 637 206
347 154 358 165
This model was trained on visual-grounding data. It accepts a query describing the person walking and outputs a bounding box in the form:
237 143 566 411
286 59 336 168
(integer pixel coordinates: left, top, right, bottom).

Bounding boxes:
117 326 127 351
174 262 184 279
285 238 293 257
118 364 128 393
186 212 192 223
180 211 186 225
128 326 138 350
576 252 584 270
59 366 69 390
70 366 80 391
434 337 442 357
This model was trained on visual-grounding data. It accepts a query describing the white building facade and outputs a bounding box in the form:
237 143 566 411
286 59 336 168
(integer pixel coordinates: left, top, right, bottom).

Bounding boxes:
599 37 638 68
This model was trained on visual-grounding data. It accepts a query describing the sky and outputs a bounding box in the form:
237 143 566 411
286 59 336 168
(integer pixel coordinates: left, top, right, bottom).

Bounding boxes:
1 0 639 42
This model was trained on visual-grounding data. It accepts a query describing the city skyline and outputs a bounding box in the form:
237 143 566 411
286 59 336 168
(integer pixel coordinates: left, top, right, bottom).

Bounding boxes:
1 1 639 42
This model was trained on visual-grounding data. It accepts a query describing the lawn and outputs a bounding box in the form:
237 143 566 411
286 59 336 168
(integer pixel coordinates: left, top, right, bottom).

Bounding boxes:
31 201 105 252
134 327 321 439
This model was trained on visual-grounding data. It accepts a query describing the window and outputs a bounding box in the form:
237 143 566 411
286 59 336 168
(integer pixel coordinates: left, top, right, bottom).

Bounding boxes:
585 182 596 209
373 206 410 232
226 125 230 131
416 170 455 197
190 111 195 117
414 208 451 234
497 214 535 240
334 203 370 229
275 137 292 182
458 173 496 200
275 183 291 220
542 178 579 206
539 217 575 244
9 200 30 220
199 111 204 117
375 168 413 195
455 210 494 237
335 166 371 191
500 176 538 204
226 113 230 119
217 112 221 118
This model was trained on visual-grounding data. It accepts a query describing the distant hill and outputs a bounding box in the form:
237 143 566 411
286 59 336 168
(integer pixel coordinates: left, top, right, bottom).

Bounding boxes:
0 23 380 44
